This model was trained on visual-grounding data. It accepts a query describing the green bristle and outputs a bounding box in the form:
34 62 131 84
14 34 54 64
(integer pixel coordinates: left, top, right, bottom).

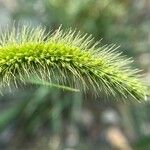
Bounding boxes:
0 25 148 101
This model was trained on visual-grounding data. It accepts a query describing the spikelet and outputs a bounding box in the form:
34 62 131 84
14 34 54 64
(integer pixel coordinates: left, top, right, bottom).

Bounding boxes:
0 24 148 101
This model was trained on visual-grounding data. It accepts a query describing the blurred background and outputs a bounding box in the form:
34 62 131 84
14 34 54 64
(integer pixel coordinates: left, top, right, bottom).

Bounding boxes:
0 0 150 150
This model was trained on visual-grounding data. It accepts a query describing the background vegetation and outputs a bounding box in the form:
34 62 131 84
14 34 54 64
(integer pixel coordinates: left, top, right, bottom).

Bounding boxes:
0 0 150 150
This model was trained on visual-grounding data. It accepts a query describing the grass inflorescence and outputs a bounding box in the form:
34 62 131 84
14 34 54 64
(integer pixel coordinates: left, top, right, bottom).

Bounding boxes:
0 25 148 101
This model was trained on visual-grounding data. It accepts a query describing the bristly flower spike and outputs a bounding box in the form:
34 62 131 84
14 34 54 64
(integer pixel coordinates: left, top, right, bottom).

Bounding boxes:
0 24 148 101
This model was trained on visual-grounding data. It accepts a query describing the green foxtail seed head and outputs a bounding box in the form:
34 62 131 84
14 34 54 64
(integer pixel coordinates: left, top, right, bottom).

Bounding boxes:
0 25 148 101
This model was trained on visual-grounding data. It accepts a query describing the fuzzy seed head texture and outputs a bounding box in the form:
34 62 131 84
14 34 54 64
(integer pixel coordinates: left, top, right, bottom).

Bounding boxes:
0 24 148 101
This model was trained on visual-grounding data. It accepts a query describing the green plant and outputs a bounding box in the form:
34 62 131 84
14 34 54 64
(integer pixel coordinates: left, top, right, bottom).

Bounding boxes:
0 25 148 101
